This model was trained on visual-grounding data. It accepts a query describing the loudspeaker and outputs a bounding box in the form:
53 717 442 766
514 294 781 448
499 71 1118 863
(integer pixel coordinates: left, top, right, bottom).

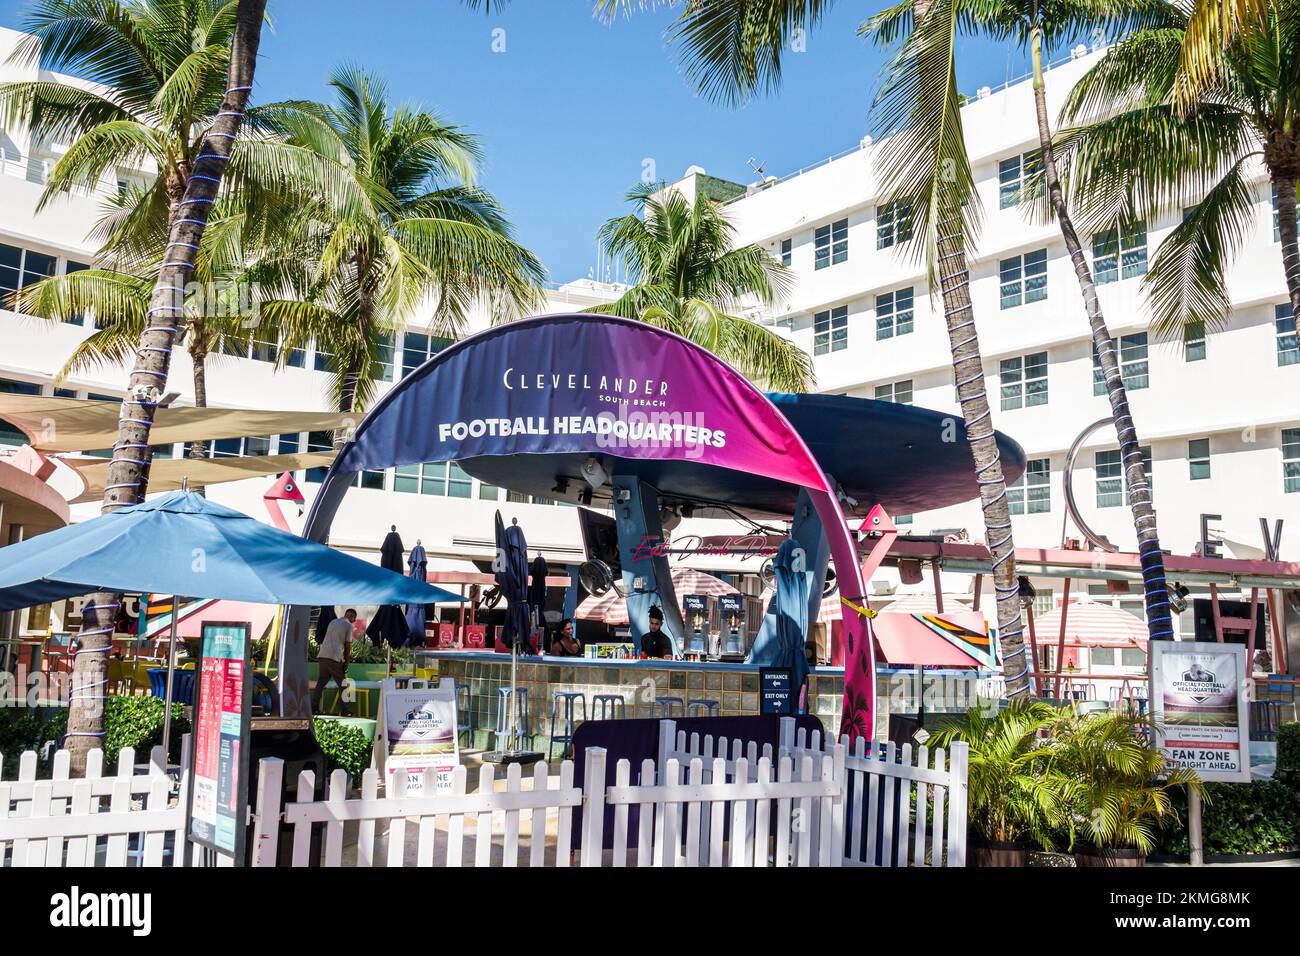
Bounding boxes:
1191 598 1266 646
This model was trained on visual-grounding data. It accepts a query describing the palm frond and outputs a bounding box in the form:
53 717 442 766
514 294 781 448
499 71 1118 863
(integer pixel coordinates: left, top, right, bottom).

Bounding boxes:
1143 156 1255 338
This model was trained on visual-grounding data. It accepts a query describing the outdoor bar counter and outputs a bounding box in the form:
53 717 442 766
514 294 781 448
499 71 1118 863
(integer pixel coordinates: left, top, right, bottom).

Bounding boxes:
431 650 997 751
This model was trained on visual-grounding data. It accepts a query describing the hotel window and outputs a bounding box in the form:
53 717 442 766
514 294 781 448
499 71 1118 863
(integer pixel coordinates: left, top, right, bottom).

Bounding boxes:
874 379 913 405
875 287 914 339
401 330 453 378
999 249 1048 308
814 218 848 270
1092 220 1147 283
1284 428 1300 493
394 461 472 498
312 344 333 373
1008 457 1051 515
1274 184 1298 243
813 305 848 355
998 150 1042 208
780 237 792 267
277 433 301 454
1000 351 1048 410
372 332 394 381
479 483 501 501
218 332 277 363
305 430 333 482
1095 450 1123 508
877 201 913 249
1189 438 1211 480
1277 304 1298 366
0 242 55 308
1183 321 1206 362
1097 446 1153 507
895 514 913 525
1093 333 1149 394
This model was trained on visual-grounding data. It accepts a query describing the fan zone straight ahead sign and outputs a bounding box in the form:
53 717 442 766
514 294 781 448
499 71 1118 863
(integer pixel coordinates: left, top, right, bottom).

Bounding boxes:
1148 641 1250 783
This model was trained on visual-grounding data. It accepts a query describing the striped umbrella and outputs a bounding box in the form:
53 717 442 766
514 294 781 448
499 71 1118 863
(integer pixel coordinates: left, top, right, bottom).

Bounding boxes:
1033 596 1149 647
576 567 739 625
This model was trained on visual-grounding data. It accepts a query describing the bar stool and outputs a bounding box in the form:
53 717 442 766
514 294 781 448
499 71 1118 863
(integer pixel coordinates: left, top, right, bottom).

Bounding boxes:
687 699 720 717
548 691 587 760
493 686 534 750
455 683 476 748
653 696 685 718
591 694 626 720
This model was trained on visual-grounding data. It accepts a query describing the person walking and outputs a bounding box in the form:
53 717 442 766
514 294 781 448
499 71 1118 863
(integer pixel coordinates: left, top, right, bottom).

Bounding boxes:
313 607 356 717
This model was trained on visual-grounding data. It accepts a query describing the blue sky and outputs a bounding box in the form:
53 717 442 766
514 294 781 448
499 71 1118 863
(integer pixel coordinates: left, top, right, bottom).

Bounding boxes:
1 1 1054 284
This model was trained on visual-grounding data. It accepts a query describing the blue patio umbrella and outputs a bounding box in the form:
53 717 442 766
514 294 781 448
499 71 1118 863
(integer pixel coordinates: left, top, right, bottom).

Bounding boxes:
748 539 811 700
494 511 532 654
0 491 465 611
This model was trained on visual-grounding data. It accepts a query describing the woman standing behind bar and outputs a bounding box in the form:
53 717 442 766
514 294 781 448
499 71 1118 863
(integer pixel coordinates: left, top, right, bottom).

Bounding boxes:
549 618 583 657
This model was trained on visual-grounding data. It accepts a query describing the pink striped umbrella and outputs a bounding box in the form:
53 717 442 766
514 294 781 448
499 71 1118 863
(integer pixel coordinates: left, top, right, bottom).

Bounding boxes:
1034 596 1149 647
576 567 739 625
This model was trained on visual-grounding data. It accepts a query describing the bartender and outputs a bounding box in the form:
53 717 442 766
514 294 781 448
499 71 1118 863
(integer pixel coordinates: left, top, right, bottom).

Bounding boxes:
641 605 674 660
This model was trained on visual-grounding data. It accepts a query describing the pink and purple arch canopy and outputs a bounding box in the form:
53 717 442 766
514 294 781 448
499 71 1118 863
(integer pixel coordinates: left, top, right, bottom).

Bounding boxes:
304 313 876 737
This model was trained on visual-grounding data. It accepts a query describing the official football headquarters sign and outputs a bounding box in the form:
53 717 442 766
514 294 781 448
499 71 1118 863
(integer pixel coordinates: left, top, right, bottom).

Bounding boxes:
1148 641 1250 783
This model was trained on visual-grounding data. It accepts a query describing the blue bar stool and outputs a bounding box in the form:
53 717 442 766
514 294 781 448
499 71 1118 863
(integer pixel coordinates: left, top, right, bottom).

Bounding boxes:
455 683 476 748
494 686 533 750
654 696 685 718
687 699 720 717
548 691 587 760
591 694 626 720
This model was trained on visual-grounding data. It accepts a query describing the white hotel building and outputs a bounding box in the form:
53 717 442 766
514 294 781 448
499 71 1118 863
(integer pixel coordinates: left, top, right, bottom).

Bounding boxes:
1 26 1298 642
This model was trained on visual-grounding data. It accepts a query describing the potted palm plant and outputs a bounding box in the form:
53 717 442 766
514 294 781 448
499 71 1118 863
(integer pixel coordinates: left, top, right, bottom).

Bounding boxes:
931 700 1068 866
1052 709 1201 867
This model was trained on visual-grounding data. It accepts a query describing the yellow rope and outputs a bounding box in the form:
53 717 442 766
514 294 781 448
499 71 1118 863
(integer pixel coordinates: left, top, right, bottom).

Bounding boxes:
840 596 877 620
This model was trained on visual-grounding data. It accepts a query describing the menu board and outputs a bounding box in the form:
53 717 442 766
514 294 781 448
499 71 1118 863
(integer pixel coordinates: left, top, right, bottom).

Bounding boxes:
1148 641 1250 783
188 622 252 863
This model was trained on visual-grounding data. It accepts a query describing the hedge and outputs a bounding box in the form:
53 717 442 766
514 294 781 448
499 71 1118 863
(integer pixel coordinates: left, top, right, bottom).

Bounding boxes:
1 697 189 777
313 717 373 781
1277 722 1300 776
1158 778 1300 857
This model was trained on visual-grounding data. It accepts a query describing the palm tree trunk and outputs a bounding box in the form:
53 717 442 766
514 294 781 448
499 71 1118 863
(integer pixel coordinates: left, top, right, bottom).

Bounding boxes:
936 213 1033 699
1030 24 1175 644
1273 173 1300 319
65 0 268 771
187 317 209 461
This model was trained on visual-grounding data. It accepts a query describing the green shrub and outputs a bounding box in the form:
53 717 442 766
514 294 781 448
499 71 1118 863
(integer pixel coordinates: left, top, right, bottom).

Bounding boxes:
313 717 372 781
38 696 189 766
0 710 45 761
1277 723 1300 774
1158 780 1300 857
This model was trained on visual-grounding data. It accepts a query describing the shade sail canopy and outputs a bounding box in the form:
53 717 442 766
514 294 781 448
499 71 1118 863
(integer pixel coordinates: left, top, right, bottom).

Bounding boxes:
0 394 353 453
0 491 465 611
63 450 336 503
577 567 738 625
1034 597 1150 648
458 392 1026 520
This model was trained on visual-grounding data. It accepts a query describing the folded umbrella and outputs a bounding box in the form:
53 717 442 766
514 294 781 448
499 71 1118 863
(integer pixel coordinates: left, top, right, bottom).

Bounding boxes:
405 542 429 641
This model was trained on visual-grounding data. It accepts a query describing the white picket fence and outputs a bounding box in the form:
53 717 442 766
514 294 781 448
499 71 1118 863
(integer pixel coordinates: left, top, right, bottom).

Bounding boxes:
662 719 968 867
0 736 192 867
252 719 968 868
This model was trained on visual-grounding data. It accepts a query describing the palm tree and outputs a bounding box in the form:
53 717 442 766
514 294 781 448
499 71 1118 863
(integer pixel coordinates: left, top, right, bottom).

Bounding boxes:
1 0 271 770
585 182 812 391
599 0 1033 699
874 0 1179 643
254 65 546 415
12 199 299 411
0 0 354 459
1057 0 1300 334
